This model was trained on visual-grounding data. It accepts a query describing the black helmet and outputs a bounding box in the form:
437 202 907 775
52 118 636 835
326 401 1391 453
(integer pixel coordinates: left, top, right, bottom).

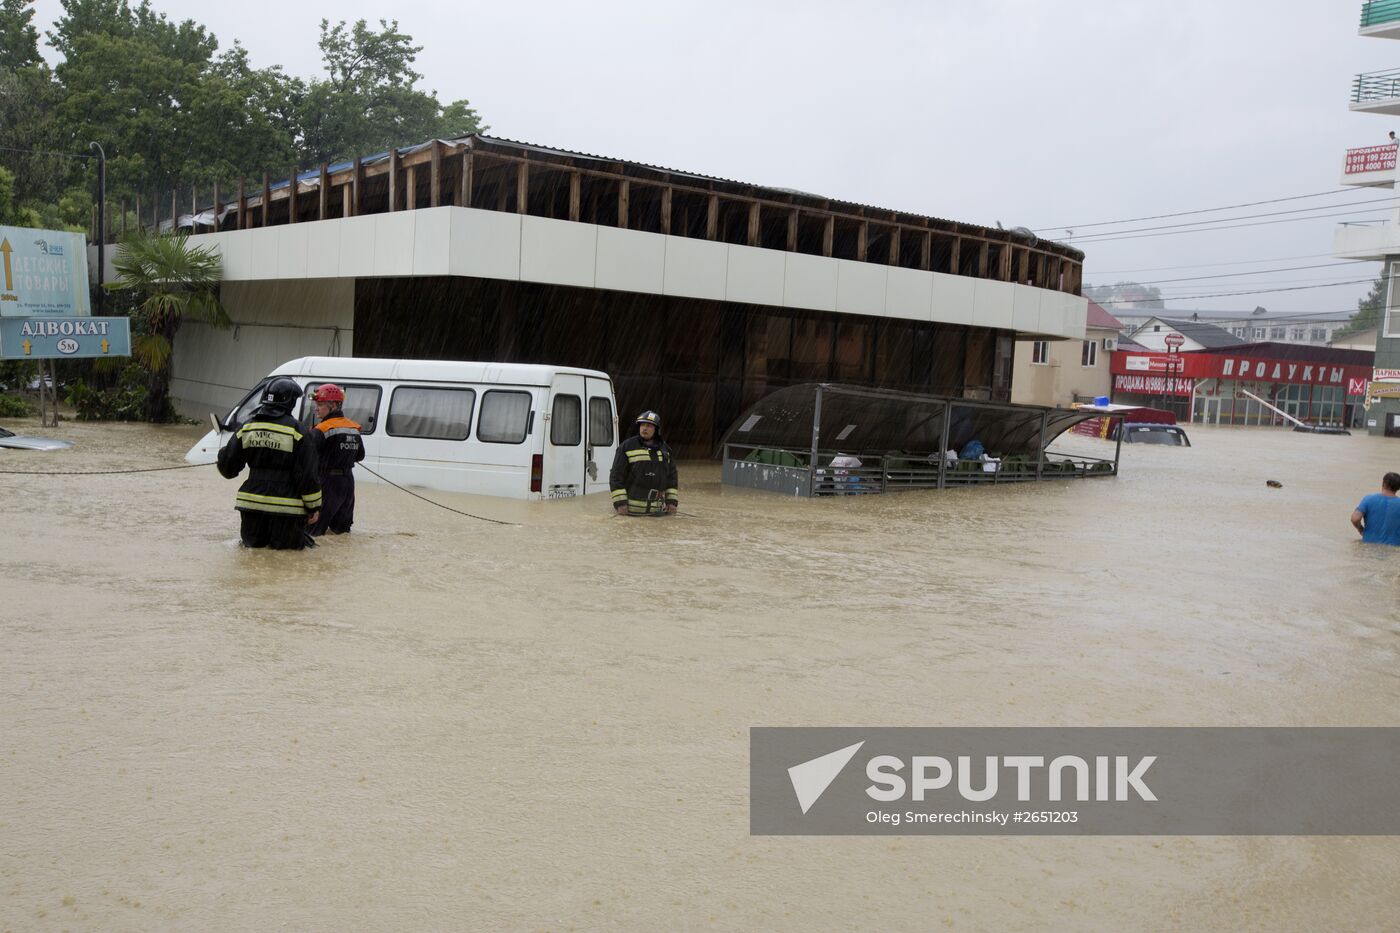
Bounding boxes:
635 410 661 430
259 377 303 412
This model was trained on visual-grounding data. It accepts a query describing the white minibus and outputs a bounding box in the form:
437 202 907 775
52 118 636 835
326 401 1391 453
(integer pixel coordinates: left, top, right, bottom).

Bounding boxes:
185 357 620 500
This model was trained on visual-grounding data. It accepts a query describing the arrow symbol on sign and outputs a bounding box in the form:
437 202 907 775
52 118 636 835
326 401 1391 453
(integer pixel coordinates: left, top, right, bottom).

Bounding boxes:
101 338 109 353
21 338 31 355
0 239 12 291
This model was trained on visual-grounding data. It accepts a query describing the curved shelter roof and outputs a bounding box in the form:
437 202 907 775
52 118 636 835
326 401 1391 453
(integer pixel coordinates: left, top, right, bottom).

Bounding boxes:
720 384 1102 457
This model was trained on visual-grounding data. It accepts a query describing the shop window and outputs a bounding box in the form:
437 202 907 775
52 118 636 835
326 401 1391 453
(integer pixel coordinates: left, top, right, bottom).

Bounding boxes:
1032 340 1049 365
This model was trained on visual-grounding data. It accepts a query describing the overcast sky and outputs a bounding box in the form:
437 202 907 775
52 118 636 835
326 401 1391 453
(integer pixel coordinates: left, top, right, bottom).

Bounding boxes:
26 0 1400 316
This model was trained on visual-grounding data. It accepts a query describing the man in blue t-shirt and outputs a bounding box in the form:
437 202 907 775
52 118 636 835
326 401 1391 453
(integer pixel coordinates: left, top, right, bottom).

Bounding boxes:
1351 472 1400 545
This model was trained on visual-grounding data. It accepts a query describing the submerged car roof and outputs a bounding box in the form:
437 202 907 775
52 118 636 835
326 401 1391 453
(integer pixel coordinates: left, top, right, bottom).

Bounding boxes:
270 357 611 387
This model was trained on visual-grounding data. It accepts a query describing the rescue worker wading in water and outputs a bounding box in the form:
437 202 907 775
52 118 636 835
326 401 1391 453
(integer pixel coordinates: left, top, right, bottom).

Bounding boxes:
217 377 322 549
309 383 365 536
610 410 679 516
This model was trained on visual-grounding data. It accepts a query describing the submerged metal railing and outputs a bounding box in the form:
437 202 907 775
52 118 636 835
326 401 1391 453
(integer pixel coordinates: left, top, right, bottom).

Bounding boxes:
722 444 1119 498
1362 0 1400 29
1352 67 1400 104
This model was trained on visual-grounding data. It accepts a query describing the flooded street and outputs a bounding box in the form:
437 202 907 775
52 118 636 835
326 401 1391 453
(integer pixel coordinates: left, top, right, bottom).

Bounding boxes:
3 417 1400 930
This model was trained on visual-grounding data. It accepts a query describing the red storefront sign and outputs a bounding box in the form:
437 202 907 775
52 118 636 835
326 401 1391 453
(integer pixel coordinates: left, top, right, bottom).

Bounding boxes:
1112 353 1370 388
1345 144 1398 174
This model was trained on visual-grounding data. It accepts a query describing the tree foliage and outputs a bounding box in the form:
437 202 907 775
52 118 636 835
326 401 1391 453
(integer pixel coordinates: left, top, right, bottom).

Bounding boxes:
1 2 487 418
1334 275 1387 340
106 232 230 421
0 2 486 222
297 18 484 165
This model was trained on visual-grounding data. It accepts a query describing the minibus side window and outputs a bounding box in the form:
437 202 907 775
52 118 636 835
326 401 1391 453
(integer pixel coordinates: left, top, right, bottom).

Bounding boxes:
478 390 532 444
386 386 475 440
588 397 614 447
551 395 581 446
301 383 383 435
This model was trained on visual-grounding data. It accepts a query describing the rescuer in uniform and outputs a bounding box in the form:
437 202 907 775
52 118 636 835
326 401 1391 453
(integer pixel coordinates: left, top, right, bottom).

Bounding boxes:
217 377 322 549
610 410 679 516
309 383 365 536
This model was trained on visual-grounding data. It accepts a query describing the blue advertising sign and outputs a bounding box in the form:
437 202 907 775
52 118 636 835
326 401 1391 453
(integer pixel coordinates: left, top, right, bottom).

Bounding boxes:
0 316 131 360
0 226 91 317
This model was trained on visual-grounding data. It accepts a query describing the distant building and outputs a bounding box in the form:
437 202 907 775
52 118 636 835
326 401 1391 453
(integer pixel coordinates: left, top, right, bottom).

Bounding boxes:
1127 316 1246 352
1111 342 1373 427
1111 308 1353 347
1012 301 1121 407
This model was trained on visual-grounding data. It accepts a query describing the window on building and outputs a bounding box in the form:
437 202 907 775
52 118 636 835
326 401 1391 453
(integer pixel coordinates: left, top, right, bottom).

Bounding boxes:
1032 340 1049 364
1270 327 1286 339
1310 328 1327 342
1291 328 1305 340
1233 327 1247 337
1081 340 1097 367
1254 327 1265 339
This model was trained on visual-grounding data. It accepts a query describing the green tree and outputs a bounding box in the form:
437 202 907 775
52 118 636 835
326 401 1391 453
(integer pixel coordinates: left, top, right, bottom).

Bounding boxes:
1334 275 1387 340
106 232 229 421
0 0 41 69
296 18 485 165
48 0 294 206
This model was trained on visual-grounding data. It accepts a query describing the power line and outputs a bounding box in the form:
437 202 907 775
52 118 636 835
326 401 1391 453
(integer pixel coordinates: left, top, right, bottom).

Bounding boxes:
1034 188 1355 232
1093 278 1376 305
0 145 94 161
1063 208 1392 245
1063 198 1395 243
1126 261 1362 287
1089 251 1371 275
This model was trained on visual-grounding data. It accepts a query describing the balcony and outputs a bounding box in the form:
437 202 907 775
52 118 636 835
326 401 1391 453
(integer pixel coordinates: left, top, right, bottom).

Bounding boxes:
1351 67 1400 113
1341 143 1399 186
1333 219 1400 260
1361 0 1400 38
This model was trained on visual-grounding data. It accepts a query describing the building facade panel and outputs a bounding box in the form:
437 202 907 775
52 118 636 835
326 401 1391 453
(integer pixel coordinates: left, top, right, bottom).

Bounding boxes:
449 207 521 281
835 258 888 318
782 252 838 312
662 235 728 301
520 214 597 287
726 243 786 307
596 225 666 294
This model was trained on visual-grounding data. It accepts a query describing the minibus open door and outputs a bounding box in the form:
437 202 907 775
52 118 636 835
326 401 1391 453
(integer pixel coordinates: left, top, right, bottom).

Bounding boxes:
543 375 587 498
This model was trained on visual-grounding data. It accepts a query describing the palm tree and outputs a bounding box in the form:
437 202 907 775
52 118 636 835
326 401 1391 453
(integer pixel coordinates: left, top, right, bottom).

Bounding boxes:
106 232 230 421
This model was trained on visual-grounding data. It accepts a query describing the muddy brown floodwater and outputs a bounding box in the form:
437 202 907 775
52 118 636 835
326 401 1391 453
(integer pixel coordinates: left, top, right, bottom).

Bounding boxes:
3 417 1400 930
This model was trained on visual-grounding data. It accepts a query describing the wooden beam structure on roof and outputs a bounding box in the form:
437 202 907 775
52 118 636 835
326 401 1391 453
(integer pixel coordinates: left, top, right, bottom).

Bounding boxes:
178 136 1083 295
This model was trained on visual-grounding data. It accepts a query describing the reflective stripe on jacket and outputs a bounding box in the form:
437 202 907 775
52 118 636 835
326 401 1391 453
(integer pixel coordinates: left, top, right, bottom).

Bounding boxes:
314 412 366 474
609 435 678 515
217 412 322 516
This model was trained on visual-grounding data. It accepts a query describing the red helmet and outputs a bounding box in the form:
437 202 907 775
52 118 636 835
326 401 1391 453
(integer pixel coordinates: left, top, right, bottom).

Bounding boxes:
312 383 345 403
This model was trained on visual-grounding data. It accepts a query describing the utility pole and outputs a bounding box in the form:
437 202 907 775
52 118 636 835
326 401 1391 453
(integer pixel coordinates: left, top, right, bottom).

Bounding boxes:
90 142 106 314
